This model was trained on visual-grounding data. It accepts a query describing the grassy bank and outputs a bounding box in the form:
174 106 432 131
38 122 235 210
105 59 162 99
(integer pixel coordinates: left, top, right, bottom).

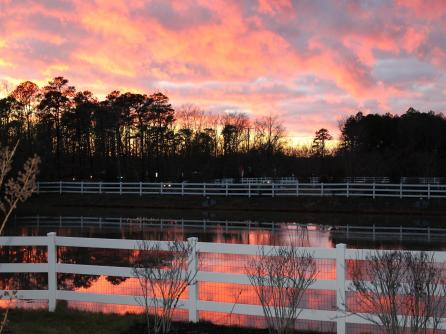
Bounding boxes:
5 307 138 334
4 307 330 334
15 193 446 227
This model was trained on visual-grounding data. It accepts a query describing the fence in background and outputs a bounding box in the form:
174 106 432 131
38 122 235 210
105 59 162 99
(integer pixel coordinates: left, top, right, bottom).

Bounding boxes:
218 177 446 184
1 233 446 334
36 181 446 199
14 215 446 242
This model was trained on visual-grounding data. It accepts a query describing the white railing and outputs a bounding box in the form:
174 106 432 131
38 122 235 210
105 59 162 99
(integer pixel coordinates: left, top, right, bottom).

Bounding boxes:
1 234 446 333
14 216 446 242
36 181 446 199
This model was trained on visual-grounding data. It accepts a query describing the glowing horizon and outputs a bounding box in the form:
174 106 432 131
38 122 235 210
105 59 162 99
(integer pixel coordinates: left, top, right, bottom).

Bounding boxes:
1 0 446 143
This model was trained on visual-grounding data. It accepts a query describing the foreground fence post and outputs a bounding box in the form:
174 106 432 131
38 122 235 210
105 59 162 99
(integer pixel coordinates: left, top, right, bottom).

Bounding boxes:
336 243 346 334
47 232 57 312
187 237 199 323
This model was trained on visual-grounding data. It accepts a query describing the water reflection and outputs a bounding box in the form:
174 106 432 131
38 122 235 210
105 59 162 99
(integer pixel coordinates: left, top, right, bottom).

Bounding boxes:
2 216 446 333
7 215 446 250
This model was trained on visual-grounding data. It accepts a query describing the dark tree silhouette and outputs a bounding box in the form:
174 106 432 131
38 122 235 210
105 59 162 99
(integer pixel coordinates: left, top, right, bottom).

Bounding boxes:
312 128 332 157
1 78 445 181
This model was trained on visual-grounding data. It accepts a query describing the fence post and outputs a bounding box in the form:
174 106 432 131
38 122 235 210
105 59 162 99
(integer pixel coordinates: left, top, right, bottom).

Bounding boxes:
372 183 376 199
296 181 299 197
139 182 142 196
400 183 403 199
272 183 275 197
321 182 324 196
225 183 228 197
336 243 346 334
182 182 185 196
428 184 431 200
160 182 163 194
346 182 349 198
47 232 57 312
119 182 122 195
59 181 62 195
99 182 102 194
248 182 251 198
81 181 84 194
203 183 206 197
187 237 199 323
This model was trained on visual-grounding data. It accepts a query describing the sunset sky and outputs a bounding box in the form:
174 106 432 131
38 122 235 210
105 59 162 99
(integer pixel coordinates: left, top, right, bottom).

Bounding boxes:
1 0 446 143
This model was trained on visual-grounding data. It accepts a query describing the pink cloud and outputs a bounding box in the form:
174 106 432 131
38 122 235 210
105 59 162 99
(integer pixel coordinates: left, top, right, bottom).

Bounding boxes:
0 0 445 142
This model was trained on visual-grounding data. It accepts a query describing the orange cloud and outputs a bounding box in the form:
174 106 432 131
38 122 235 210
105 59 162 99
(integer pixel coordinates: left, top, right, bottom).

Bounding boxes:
0 0 445 142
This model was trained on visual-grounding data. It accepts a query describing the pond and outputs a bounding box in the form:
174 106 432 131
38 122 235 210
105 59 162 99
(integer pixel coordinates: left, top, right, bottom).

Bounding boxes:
2 215 446 333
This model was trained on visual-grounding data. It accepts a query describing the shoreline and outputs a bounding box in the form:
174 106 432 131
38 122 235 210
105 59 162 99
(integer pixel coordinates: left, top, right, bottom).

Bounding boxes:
16 194 446 227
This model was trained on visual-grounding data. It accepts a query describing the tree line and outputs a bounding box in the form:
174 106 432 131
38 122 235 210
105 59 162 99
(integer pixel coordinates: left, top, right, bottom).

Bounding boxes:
1 77 445 181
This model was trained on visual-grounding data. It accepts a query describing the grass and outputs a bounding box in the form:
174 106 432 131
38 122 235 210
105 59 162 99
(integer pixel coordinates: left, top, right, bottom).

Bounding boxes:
5 306 140 334
3 306 333 334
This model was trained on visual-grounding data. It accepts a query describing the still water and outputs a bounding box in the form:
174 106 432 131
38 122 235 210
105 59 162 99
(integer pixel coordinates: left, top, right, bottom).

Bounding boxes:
2 215 446 333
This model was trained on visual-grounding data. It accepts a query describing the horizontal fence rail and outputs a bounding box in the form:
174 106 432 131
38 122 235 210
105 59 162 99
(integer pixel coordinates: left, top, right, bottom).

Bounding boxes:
36 181 446 199
219 177 446 184
14 216 446 242
1 234 446 334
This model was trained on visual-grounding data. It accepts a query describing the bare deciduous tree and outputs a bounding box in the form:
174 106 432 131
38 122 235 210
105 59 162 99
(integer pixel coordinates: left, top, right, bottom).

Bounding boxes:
132 239 198 334
245 246 318 334
254 114 286 154
349 250 446 334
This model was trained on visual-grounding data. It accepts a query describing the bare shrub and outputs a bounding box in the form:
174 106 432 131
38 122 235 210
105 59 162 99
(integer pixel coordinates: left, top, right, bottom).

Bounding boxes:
0 142 40 334
132 239 198 334
0 142 40 234
245 245 318 334
350 250 446 334
404 251 446 333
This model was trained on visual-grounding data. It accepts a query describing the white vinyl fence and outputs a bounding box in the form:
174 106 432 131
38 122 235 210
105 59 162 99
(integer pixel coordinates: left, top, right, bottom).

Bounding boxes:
36 181 446 199
1 234 446 333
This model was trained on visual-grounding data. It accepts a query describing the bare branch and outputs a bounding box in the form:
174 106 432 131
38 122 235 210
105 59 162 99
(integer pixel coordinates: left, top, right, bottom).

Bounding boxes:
132 240 198 334
245 245 318 334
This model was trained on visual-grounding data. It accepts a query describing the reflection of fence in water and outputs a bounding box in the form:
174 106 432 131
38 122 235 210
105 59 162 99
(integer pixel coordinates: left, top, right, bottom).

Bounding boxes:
1 234 446 333
14 216 446 245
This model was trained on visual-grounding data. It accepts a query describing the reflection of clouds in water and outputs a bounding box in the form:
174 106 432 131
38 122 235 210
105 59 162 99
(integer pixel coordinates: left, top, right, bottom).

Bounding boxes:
10 216 446 250
4 217 446 331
